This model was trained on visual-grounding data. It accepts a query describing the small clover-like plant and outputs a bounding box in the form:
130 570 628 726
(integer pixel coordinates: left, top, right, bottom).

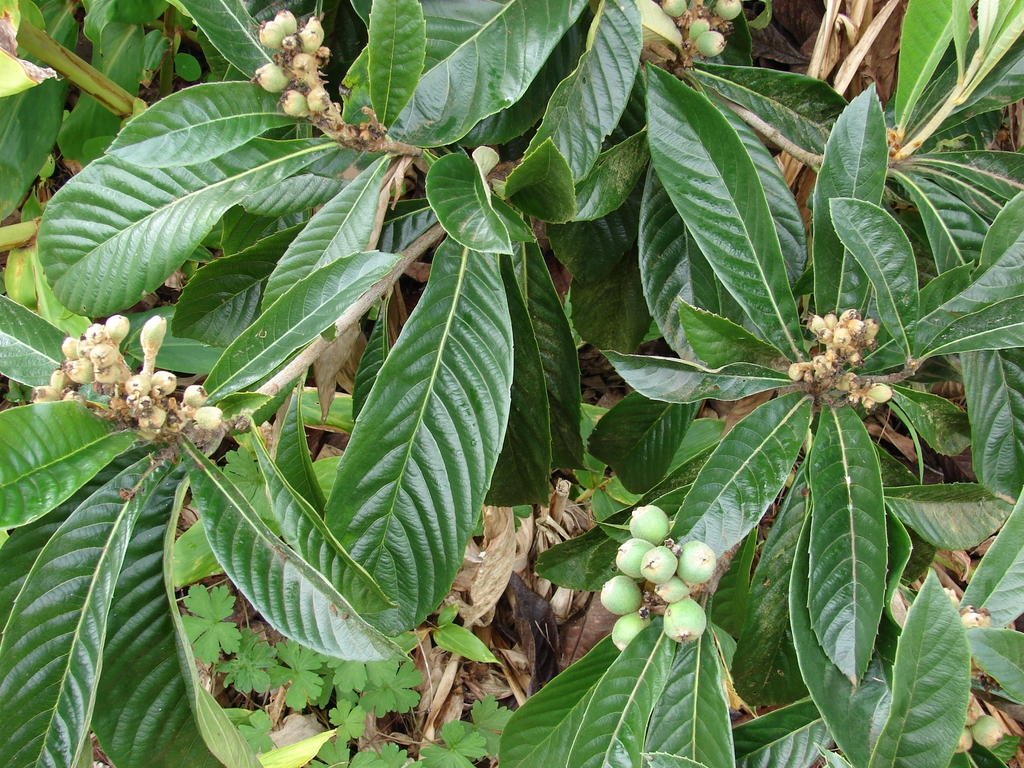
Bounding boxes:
181 584 242 664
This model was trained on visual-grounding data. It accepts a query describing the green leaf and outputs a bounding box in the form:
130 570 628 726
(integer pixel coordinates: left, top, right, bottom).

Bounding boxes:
249 432 390 614
963 349 1024 499
732 468 810 707
647 66 802 359
487 253 551 505
548 185 641 283
275 639 326 708
518 243 584 469
470 695 512 756
353 305 390 420
891 172 987 273
57 22 142 165
807 406 887 683
183 441 405 662
535 525 620 591
733 699 829 768
573 130 650 221
902 151 1024 212
182 584 242 663
324 241 513 633
891 386 971 456
644 628 732 767
570 248 651 352
300 390 356 434
884 484 1011 550
92 463 221 768
238 710 275 754
162 488 264 768
109 83 292 168
0 458 170 768
961 492 1024 626
638 167 718 356
868 572 971 768
204 250 402 400
275 387 326 514
812 87 888 315
671 392 812 556
0 401 135 528
606 351 791 404
894 0 954 128
830 197 920 359
691 64 846 156
265 158 390 308
504 138 578 223
967 627 1024 700
173 231 290 347
433 623 500 664
360 660 422 716
920 294 1024 356
175 0 270 78
981 190 1024 268
426 153 513 254
499 637 617 765
528 0 641 181
717 104 807 286
0 2 75 219
219 629 280 695
678 303 787 368
389 0 585 146
587 392 695 494
0 294 65 386
367 0 426 126
329 699 368 742
642 755 709 768
37 138 330 315
790 511 891 767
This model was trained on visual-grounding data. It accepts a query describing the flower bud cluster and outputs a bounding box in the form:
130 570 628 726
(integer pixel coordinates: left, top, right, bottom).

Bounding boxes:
33 315 226 444
657 0 739 66
601 505 717 649
787 309 893 409
254 12 333 118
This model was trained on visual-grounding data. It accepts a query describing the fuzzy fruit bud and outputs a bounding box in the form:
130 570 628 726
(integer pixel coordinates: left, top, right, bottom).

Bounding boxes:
630 504 670 544
663 598 707 642
688 19 711 39
788 362 805 381
89 343 118 369
640 546 679 585
62 336 81 360
677 540 716 584
255 63 290 93
695 30 726 57
194 406 224 431
151 371 177 396
612 613 650 650
290 53 317 78
141 316 167 355
662 0 688 15
259 19 286 49
83 323 107 346
68 358 94 384
654 577 689 603
274 10 297 35
960 607 991 628
280 33 300 52
33 385 61 403
956 728 973 753
601 575 643 615
971 716 1006 749
104 315 130 344
281 90 310 117
306 85 331 113
299 17 324 53
140 406 167 431
183 385 208 408
716 0 743 18
865 384 892 403
616 538 654 579
50 369 69 391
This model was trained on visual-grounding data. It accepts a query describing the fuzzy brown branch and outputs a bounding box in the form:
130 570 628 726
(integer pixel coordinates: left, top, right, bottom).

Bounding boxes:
721 99 825 169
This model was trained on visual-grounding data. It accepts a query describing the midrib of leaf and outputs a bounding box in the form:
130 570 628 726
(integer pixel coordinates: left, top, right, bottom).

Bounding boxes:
687 395 809 546
365 242 470 577
834 409 864 673
891 172 968 268
74 142 329 262
377 4 400 122
600 632 668 765
35 466 155 767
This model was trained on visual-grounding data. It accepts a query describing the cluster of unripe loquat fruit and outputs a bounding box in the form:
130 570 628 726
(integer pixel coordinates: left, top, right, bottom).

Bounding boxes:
32 314 228 443
600 504 717 649
253 11 333 118
663 0 742 59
